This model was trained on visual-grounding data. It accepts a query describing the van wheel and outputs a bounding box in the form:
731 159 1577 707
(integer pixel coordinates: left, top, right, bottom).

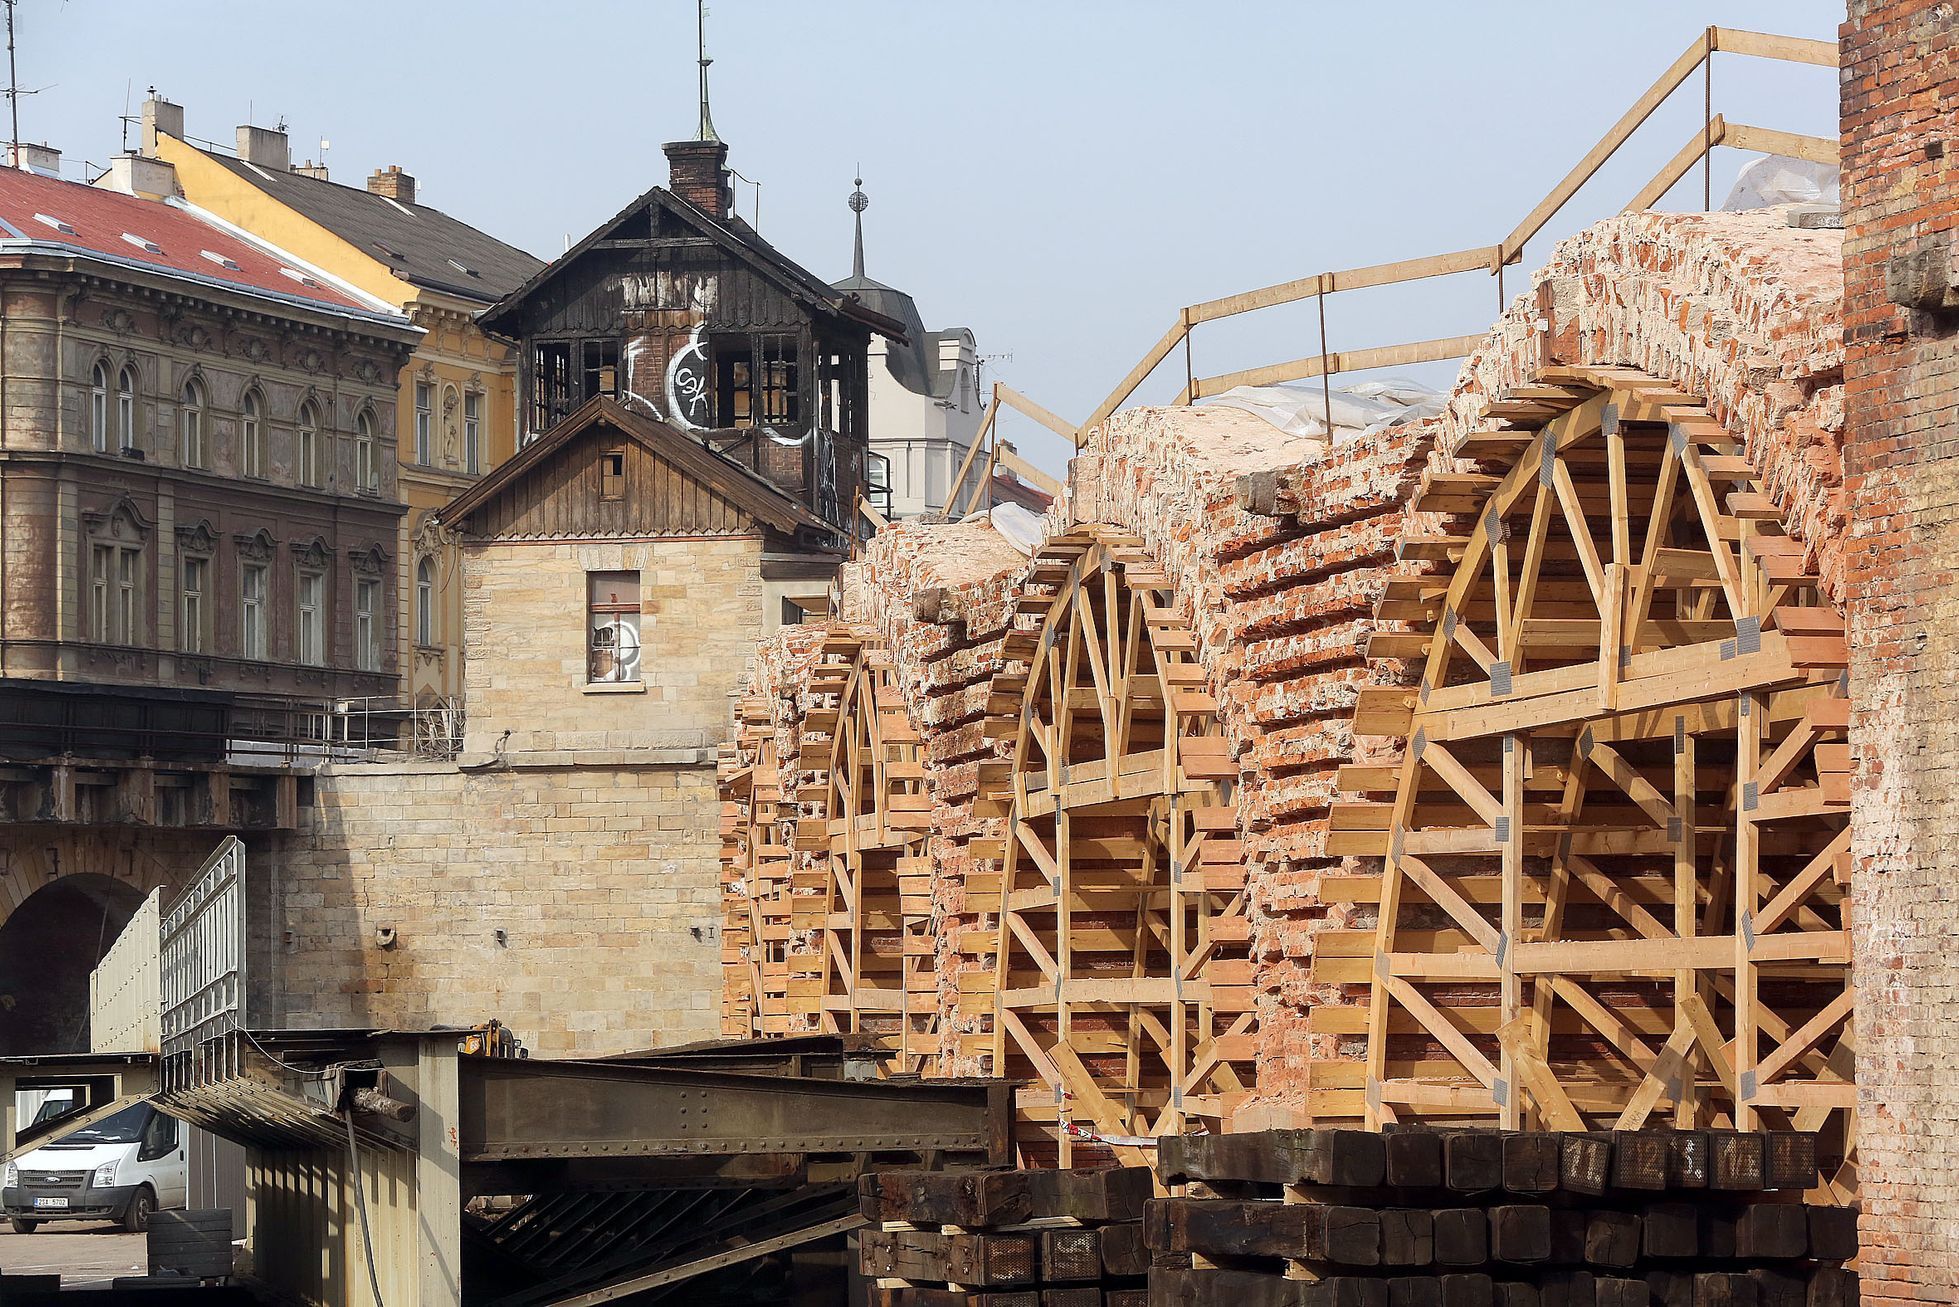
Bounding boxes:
8 1218 38 1234
121 1187 154 1234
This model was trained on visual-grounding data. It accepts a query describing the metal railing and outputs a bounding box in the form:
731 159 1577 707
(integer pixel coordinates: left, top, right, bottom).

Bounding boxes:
332 695 465 760
851 23 1837 538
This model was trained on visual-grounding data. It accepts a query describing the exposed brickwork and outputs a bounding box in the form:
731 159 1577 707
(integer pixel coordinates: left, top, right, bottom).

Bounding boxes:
719 208 1852 1141
1841 4 1959 1299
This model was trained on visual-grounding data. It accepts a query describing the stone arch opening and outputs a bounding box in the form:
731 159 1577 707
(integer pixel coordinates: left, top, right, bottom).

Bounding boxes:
0 873 148 1056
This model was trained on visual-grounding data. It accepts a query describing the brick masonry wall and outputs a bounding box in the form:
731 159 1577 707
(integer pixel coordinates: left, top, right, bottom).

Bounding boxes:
1841 4 1959 1299
263 759 723 1058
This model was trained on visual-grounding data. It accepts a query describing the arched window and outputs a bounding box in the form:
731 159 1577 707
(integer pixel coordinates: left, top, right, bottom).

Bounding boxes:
179 378 205 468
355 411 378 492
240 391 264 478
116 366 137 450
414 557 435 646
88 362 109 452
297 400 320 488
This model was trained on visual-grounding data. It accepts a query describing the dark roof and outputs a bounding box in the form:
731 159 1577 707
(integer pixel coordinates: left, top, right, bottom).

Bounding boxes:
0 168 395 321
832 271 970 401
187 143 542 303
479 183 907 342
438 395 826 537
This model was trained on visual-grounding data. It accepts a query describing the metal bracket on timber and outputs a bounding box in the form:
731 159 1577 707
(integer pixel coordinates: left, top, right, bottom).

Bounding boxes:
794 632 940 1067
1335 366 1854 1201
975 525 1253 1167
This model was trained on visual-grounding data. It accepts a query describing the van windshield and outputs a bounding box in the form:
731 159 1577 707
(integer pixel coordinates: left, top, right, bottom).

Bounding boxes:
56 1103 150 1145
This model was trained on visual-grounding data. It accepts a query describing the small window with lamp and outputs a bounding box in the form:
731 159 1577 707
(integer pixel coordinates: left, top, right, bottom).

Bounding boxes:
586 571 641 685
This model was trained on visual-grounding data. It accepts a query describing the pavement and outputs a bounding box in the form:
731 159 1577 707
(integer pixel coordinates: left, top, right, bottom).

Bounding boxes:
0 1223 149 1287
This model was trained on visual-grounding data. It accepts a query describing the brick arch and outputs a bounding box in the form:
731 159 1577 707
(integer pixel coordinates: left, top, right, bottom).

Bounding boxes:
1445 209 1846 602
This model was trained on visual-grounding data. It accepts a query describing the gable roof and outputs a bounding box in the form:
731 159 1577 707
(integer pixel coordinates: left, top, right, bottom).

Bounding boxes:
184 142 543 304
437 395 827 537
478 183 907 342
0 167 401 323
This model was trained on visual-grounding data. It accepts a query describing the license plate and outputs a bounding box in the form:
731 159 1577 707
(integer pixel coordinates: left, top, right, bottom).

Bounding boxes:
33 1197 69 1209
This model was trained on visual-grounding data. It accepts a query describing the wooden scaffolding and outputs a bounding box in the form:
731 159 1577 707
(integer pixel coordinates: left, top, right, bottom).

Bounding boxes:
718 694 802 1037
974 526 1253 1165
1337 366 1853 1196
795 632 940 1067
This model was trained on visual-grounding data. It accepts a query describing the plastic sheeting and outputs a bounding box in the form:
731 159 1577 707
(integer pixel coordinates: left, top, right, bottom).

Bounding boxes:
986 501 1047 556
1721 153 1840 212
1200 375 1445 441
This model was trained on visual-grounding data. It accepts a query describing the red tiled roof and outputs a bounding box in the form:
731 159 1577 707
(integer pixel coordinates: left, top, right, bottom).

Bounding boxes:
0 167 383 317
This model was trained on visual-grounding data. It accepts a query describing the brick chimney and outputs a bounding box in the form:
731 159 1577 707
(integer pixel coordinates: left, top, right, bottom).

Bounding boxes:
367 165 416 206
663 139 731 220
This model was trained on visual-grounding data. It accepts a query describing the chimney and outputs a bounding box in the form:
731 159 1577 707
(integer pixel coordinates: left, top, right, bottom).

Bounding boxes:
97 154 180 202
141 95 183 156
292 159 329 181
663 139 731 220
235 123 290 171
6 142 60 178
366 165 416 206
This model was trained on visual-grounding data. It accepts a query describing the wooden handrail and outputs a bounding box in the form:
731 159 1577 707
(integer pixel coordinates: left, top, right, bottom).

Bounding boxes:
1065 24 1837 448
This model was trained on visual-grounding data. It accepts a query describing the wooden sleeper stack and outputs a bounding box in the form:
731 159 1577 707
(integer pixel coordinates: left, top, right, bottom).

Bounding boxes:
860 1166 1155 1306
1148 1128 1858 1306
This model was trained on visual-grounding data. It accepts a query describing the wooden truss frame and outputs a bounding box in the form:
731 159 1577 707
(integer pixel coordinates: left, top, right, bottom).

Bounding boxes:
718 695 801 1038
1339 366 1853 1196
795 632 939 1068
975 526 1251 1165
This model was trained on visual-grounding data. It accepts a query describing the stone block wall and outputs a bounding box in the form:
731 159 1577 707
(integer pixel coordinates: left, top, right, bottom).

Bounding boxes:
262 759 722 1058
461 535 765 758
1841 4 1959 1300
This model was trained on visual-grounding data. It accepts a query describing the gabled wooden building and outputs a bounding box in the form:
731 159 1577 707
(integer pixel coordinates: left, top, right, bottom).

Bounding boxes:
436 395 829 759
479 135 903 576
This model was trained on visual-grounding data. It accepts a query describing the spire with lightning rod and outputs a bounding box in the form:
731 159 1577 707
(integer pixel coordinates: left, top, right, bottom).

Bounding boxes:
695 0 718 143
849 168 868 280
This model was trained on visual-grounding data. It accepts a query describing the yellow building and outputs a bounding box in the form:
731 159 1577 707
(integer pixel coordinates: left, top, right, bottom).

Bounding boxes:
144 97 543 714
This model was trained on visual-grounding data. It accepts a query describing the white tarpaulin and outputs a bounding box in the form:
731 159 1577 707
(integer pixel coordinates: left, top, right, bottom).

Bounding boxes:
1722 154 1840 211
1200 376 1445 440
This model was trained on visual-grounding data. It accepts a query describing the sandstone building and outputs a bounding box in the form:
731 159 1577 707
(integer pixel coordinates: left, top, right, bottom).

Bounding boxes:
0 162 418 1053
143 98 544 711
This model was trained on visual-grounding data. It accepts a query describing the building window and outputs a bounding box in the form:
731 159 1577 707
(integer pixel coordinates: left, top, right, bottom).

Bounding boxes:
581 340 618 403
530 341 572 437
414 382 432 465
355 411 378 492
241 391 264 478
180 555 209 654
463 392 482 474
116 366 138 450
296 570 325 665
586 571 640 684
240 564 268 659
90 542 141 644
713 334 800 429
89 363 110 452
297 400 321 487
599 445 626 501
354 578 380 671
414 557 436 646
180 378 206 468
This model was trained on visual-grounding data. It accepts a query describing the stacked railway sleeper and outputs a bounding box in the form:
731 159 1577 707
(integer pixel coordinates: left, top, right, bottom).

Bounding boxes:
1150 1127 1858 1306
973 526 1253 1165
1335 368 1853 1189
859 1166 1156 1306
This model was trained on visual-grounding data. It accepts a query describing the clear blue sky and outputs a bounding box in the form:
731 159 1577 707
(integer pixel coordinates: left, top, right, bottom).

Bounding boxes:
29 1 1841 471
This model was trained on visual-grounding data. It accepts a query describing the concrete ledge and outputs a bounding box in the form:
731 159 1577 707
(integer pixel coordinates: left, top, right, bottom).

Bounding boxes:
321 746 717 776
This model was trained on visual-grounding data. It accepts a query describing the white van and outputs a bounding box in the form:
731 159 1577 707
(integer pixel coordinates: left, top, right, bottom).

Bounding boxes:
3 1099 187 1233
